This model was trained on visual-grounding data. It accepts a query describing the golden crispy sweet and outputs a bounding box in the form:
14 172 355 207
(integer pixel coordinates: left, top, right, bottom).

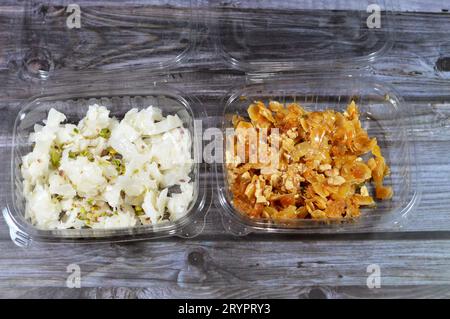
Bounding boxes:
226 100 393 221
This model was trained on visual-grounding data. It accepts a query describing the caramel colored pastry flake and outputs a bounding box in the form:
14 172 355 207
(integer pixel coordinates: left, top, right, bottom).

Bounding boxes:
226 100 393 221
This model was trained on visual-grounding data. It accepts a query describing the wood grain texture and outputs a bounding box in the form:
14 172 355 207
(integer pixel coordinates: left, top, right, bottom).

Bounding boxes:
1 239 450 289
0 1 450 298
3 285 450 299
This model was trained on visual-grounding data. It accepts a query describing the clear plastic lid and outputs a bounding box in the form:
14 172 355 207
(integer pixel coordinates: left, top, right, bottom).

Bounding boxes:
212 0 394 72
20 0 198 80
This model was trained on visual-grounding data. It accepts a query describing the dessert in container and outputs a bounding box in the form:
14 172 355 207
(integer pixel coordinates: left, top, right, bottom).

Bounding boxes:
213 0 420 235
216 75 420 235
3 86 211 247
2 1 211 247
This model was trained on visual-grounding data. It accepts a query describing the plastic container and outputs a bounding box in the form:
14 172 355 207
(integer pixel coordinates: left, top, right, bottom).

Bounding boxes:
3 85 211 246
216 75 420 235
211 0 421 235
3 1 210 246
20 0 199 79
212 0 394 72
4 0 419 243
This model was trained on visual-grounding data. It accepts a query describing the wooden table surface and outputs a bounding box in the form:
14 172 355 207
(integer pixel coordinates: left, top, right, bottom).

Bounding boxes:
1 0 450 299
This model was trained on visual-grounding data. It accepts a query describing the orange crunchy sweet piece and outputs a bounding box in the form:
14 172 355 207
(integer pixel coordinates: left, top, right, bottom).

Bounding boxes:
226 100 393 221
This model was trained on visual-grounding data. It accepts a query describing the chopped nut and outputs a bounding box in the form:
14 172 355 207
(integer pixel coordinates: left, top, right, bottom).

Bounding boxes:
241 171 251 181
99 128 111 139
139 216 151 225
324 168 339 177
263 185 272 198
314 196 327 210
244 183 256 199
305 200 315 213
286 129 298 139
310 209 327 219
256 195 267 204
313 160 320 169
285 178 294 191
319 164 332 171
360 185 369 196
261 209 271 219
270 174 280 186
49 146 61 168
283 152 291 161
327 175 346 186
260 167 278 175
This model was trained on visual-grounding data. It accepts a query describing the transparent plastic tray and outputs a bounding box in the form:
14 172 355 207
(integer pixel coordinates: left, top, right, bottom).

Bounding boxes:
3 86 211 246
216 75 420 235
20 0 198 79
212 0 394 72
3 1 419 244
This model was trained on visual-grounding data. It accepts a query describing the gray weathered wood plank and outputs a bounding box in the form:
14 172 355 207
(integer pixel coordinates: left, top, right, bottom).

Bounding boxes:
3 285 450 299
1 239 450 292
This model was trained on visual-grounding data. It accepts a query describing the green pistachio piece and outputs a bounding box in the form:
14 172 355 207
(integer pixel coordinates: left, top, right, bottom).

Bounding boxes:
99 128 111 139
50 147 61 168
